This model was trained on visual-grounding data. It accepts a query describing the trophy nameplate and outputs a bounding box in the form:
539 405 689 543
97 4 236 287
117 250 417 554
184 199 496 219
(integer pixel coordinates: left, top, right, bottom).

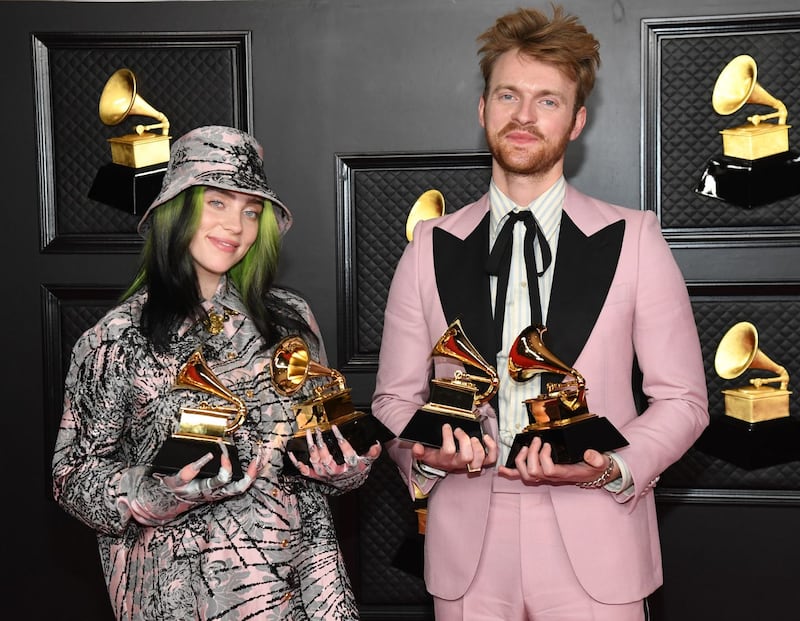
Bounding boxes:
398 319 499 448
504 325 628 466
715 321 792 423
152 349 245 479
271 336 393 472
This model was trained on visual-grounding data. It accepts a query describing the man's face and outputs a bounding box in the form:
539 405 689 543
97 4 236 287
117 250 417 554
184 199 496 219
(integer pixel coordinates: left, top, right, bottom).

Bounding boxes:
479 50 586 178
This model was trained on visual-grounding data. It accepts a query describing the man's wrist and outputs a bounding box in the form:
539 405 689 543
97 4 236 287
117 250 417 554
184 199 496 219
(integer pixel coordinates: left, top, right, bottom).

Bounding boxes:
413 459 447 479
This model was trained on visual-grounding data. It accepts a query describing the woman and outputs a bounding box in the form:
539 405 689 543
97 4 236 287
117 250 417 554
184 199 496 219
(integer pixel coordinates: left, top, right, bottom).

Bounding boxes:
52 125 380 620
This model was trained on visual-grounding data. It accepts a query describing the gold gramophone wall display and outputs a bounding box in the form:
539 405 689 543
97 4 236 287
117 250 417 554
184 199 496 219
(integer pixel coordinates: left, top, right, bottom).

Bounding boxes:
270 336 393 468
88 68 170 214
151 349 246 479
99 68 171 168
714 321 792 423
398 319 499 448
695 54 800 208
504 325 628 466
405 189 445 242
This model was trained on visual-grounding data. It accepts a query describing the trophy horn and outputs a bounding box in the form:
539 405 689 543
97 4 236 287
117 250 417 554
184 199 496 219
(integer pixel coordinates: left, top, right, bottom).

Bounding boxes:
174 350 248 433
712 55 787 126
508 325 585 387
432 319 499 405
270 335 345 396
99 68 170 135
406 189 445 242
714 321 789 390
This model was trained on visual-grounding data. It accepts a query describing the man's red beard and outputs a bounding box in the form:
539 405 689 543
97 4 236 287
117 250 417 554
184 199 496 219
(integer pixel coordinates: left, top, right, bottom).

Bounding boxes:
486 122 572 177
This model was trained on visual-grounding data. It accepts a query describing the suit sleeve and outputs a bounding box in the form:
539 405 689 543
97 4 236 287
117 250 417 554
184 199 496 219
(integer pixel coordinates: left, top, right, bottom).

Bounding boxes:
618 211 709 507
371 227 439 499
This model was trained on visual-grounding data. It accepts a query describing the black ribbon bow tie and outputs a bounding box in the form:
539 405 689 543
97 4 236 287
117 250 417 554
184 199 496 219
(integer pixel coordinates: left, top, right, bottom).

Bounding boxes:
486 210 552 349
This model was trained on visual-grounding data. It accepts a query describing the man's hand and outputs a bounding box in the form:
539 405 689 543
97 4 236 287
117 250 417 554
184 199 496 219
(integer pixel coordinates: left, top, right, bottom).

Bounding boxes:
411 423 498 474
498 436 619 485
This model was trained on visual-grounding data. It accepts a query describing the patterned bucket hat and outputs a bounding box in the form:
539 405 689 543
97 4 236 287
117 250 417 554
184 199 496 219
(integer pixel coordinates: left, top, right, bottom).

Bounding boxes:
137 125 292 235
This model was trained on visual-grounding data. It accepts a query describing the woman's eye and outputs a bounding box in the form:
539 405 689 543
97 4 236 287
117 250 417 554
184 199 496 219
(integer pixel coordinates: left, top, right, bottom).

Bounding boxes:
244 209 260 219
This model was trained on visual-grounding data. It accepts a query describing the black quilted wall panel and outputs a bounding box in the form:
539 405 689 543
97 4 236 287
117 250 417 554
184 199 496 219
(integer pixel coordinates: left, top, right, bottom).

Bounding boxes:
643 14 800 245
33 32 250 252
660 284 800 494
336 152 491 370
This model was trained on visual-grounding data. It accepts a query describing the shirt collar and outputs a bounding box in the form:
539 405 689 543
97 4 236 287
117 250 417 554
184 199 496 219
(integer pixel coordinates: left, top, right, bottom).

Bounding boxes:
488 176 566 243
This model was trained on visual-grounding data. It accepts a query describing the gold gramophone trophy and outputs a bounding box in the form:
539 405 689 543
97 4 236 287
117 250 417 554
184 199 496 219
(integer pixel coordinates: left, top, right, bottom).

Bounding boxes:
399 319 499 448
504 325 628 466
696 54 800 207
270 336 393 469
152 349 246 479
88 68 171 214
714 321 791 423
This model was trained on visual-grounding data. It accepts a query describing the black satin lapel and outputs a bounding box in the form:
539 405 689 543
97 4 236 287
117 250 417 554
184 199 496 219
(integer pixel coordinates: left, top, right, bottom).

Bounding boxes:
433 214 496 367
544 215 625 367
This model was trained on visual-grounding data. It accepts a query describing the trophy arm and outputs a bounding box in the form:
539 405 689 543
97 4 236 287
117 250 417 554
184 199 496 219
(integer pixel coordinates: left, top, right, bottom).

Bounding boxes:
225 397 248 434
749 364 789 391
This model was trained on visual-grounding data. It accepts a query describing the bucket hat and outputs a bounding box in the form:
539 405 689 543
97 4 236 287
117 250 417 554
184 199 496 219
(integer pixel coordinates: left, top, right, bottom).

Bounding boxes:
137 125 292 235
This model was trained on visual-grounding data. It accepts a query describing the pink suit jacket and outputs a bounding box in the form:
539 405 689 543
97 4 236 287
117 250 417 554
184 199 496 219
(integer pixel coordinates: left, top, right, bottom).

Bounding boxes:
372 186 709 604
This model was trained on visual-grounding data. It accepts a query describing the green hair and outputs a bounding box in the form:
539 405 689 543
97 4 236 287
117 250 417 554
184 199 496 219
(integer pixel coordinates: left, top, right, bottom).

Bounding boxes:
124 186 311 352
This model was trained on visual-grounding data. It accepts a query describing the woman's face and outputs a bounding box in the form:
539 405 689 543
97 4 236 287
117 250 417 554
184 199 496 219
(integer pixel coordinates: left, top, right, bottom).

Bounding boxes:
189 187 263 299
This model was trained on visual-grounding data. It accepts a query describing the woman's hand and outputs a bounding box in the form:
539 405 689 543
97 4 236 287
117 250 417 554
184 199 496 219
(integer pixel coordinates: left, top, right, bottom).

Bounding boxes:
287 425 381 482
126 441 260 525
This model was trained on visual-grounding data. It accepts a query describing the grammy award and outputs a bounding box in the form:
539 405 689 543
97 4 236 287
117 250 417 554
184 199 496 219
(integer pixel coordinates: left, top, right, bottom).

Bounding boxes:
696 54 800 208
88 68 170 214
714 321 791 423
270 336 393 469
398 319 499 448
152 349 246 479
504 325 628 466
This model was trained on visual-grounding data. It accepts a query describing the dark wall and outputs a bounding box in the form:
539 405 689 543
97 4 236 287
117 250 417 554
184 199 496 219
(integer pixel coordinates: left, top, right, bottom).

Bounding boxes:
5 1 800 619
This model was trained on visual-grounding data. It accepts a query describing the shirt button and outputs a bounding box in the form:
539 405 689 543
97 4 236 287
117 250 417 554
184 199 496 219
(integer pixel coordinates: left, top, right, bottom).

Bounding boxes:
281 592 293 603
272 488 279 497
227 352 236 360
246 390 254 398
281 539 289 548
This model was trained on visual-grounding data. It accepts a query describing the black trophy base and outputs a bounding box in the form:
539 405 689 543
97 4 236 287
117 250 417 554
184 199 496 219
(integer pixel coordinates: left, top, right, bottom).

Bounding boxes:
695 415 800 470
88 162 167 215
399 409 484 448
695 150 800 208
504 415 628 467
283 413 393 474
151 436 243 480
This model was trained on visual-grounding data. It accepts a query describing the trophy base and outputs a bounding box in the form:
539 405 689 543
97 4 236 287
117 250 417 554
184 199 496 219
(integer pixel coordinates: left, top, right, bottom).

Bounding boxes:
504 415 628 466
399 409 484 448
695 150 800 208
151 436 243 480
283 413 393 473
696 415 800 470
88 162 167 215
722 386 791 423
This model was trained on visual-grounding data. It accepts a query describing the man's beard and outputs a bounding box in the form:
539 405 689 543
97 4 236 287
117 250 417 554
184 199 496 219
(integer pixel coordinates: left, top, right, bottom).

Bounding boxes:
486 122 572 177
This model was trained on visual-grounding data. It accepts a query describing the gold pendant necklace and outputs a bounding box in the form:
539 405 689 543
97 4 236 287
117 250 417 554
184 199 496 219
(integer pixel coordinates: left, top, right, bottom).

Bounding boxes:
203 307 240 335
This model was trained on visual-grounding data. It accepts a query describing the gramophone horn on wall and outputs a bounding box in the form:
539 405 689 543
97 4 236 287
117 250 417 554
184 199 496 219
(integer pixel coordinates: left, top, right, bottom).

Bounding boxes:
88 68 170 214
99 68 171 168
695 54 800 208
714 321 791 423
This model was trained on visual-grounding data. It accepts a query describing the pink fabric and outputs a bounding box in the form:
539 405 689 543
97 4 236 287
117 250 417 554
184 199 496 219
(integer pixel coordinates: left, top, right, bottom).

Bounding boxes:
372 186 709 604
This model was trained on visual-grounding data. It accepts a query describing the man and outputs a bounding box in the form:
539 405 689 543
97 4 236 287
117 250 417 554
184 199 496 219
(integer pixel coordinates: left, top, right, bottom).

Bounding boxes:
371 5 709 621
